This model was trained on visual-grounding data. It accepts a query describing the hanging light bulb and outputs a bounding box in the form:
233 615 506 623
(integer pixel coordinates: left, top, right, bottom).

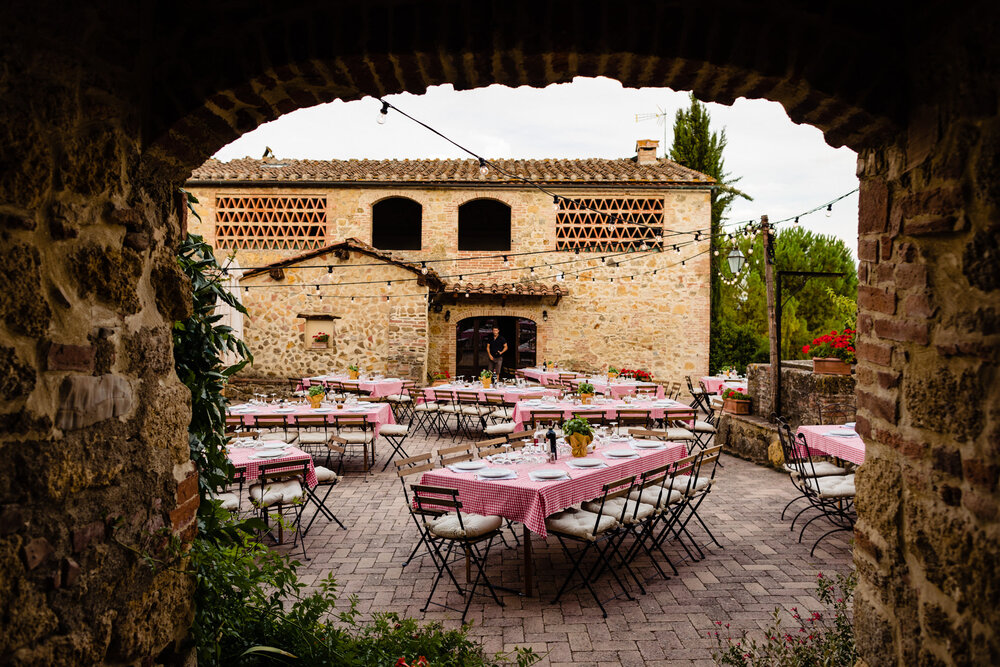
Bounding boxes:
674 245 680 253
502 255 509 266
557 272 564 281
315 284 319 291
351 297 355 302
386 295 390 301
420 262 428 274
387 281 392 286
243 286 249 293
377 100 390 124
794 216 800 224
478 158 489 176
327 265 333 273
825 204 833 217
552 195 560 211
465 292 470 298
458 274 464 281
682 260 686 266
529 266 535 273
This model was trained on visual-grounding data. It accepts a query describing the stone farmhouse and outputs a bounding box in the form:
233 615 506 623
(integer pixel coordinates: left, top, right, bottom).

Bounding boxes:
185 140 714 382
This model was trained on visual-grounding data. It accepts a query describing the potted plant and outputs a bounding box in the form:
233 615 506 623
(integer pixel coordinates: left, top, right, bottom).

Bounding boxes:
429 370 450 387
480 368 493 388
607 366 619 380
577 381 595 404
312 331 329 348
307 384 326 409
348 364 360 380
722 388 751 415
803 328 856 375
562 417 594 457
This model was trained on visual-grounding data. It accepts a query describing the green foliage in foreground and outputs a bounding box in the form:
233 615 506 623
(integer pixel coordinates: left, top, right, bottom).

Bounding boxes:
191 533 539 667
711 571 856 666
173 197 539 666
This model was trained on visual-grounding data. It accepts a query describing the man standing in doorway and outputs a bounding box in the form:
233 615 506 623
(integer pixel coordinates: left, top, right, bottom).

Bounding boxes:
487 326 508 379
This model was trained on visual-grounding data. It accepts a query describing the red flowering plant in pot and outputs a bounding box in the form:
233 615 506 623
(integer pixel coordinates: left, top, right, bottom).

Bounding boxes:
722 388 751 415
803 329 856 375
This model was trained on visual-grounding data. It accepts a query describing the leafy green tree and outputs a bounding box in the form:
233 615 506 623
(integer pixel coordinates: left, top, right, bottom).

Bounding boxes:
716 225 857 364
669 93 752 371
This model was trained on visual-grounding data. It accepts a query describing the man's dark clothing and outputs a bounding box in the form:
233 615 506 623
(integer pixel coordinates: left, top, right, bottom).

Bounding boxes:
488 335 507 358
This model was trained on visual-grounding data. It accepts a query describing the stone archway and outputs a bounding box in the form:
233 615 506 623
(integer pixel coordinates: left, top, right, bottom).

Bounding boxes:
3 2 999 664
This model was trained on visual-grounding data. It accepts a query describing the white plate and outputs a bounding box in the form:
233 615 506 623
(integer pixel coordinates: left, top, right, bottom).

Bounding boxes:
273 408 296 413
843 422 856 429
479 467 514 479
605 449 637 457
569 458 603 467
826 429 858 437
452 460 487 472
632 441 664 449
346 407 371 412
252 451 286 459
532 468 567 480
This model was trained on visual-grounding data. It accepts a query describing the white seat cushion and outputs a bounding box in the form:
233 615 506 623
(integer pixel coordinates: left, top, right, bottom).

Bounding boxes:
414 403 439 412
314 466 338 483
249 480 302 507
216 491 240 512
805 474 856 498
438 404 461 414
297 431 330 444
484 422 516 435
340 431 374 444
544 507 617 540
428 513 502 539
379 424 409 437
460 405 489 416
667 475 712 495
660 428 695 441
387 395 412 403
629 486 685 508
689 420 716 433
582 497 656 524
259 432 296 443
785 460 847 478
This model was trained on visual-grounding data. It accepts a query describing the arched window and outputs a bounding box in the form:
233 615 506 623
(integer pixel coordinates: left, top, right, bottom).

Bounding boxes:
458 199 511 251
372 197 422 250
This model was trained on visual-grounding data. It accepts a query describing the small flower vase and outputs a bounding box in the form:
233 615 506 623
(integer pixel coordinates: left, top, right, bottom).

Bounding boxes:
568 434 593 458
580 393 594 405
308 394 324 409
349 369 360 380
482 376 492 389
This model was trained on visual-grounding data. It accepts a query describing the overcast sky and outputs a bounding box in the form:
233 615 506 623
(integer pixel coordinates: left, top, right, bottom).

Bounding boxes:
214 76 860 257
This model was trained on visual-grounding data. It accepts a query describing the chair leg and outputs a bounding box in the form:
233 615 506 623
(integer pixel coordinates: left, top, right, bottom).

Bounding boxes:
781 493 808 520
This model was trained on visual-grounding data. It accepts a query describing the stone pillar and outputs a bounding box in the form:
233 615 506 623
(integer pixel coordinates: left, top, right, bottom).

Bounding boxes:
0 35 196 664
852 111 1000 663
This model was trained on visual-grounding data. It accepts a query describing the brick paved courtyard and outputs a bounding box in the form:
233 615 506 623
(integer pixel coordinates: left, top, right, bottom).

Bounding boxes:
287 431 853 666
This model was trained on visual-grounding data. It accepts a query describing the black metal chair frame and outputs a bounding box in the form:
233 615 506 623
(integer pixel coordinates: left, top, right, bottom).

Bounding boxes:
253 459 311 560
303 441 346 535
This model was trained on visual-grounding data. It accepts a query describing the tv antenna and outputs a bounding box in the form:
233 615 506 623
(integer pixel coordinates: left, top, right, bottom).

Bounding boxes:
634 106 670 155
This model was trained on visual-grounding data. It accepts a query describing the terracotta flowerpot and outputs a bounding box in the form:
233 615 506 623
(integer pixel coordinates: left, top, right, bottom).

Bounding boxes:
812 357 852 375
312 341 328 349
308 393 324 409
580 393 594 404
430 379 448 387
567 433 593 457
608 372 618 380
349 370 360 380
723 398 751 415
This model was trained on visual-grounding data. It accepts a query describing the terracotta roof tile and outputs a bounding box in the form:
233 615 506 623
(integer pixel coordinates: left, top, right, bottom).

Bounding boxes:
188 157 713 185
441 282 568 297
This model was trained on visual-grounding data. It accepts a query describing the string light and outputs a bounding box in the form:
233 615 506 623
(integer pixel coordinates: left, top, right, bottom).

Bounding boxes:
478 158 489 176
825 204 833 217
552 196 560 212
377 100 389 124
794 216 800 224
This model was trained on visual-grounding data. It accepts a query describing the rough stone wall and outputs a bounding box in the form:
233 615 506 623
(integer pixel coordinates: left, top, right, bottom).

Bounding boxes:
238 256 429 381
748 361 856 427
186 185 711 384
851 111 1000 664
0 12 196 662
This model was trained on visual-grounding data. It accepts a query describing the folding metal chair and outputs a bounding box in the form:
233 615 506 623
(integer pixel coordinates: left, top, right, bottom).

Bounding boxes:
332 414 375 474
250 459 310 559
303 441 346 535
527 410 563 430
686 376 711 414
545 474 639 618
378 422 411 471
291 414 335 463
385 380 417 424
668 445 725 560
436 443 476 467
252 414 298 445
412 387 443 435
571 410 607 425
616 409 651 431
411 484 505 621
816 400 857 426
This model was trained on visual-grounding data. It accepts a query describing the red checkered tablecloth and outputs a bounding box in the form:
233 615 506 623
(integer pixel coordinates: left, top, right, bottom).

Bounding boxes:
228 402 395 437
569 378 665 399
511 398 692 430
520 368 581 385
228 446 318 488
796 425 865 465
418 441 688 536
701 376 747 394
300 375 405 398
420 384 561 404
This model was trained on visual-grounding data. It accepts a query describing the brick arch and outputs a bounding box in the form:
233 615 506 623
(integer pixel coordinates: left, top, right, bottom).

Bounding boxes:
143 2 906 182
443 307 541 376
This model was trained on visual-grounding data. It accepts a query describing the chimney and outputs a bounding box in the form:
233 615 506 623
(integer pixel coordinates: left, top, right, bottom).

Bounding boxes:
635 139 659 165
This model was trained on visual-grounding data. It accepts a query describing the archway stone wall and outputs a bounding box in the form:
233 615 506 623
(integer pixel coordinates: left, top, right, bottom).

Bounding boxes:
3 2 999 664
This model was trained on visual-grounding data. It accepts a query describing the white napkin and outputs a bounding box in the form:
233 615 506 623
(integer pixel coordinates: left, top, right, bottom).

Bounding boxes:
567 460 607 469
476 472 518 481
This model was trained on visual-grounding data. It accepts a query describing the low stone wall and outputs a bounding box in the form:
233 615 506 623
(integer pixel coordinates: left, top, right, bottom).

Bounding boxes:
716 413 783 469
747 360 855 426
225 377 296 403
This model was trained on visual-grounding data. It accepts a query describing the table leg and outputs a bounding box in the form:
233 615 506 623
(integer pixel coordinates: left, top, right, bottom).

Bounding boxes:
523 525 533 596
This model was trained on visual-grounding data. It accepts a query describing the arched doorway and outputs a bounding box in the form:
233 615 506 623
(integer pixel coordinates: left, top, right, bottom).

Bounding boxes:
455 316 536 379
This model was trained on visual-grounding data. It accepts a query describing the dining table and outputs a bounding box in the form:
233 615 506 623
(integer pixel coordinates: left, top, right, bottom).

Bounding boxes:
701 376 747 394
300 374 405 398
510 397 693 430
520 367 582 386
227 401 397 438
227 441 319 488
569 377 665 399
795 425 865 465
418 438 689 595
419 383 561 403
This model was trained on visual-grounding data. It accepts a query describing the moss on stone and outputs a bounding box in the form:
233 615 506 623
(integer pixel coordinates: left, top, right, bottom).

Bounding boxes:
0 242 51 337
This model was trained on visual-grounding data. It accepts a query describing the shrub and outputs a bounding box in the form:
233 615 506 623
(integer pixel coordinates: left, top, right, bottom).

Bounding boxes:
307 384 326 397
562 417 594 437
711 571 856 666
710 320 762 375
